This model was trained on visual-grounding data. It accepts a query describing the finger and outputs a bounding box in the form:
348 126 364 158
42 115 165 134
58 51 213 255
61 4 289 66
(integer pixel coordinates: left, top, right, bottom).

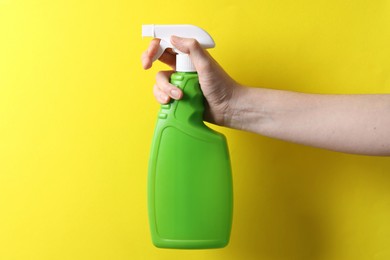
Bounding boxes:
153 84 170 104
141 50 152 69
156 71 183 100
142 42 177 70
147 39 161 59
158 49 176 70
170 36 212 72
141 39 161 69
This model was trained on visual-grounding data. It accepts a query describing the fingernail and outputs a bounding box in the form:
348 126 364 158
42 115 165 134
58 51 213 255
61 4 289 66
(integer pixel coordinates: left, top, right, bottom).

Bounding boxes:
170 89 180 99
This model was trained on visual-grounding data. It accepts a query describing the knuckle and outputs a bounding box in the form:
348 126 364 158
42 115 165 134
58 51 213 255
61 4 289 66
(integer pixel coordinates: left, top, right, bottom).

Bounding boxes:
188 38 199 49
198 60 212 72
153 85 160 96
155 71 164 80
156 72 172 91
155 70 170 81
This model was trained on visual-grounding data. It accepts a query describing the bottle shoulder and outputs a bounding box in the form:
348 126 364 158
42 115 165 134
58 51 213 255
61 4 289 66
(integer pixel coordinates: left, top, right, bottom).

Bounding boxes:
154 119 226 143
171 72 199 81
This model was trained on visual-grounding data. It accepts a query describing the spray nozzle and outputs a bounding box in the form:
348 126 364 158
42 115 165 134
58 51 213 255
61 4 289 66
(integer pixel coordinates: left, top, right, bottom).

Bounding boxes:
142 24 215 72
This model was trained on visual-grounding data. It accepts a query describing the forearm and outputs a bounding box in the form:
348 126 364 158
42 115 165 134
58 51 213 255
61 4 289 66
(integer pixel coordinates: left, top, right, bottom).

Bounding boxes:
227 86 390 156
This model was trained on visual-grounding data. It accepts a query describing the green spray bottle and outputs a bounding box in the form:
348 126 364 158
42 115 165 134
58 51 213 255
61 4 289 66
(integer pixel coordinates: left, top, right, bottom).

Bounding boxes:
142 24 233 249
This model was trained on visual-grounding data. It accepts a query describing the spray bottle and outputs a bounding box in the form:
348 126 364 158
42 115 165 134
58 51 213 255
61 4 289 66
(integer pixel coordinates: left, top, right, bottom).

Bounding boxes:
142 24 233 249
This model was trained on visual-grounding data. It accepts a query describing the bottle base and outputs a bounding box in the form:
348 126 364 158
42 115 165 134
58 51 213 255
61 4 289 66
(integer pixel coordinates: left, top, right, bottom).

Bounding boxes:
152 237 229 249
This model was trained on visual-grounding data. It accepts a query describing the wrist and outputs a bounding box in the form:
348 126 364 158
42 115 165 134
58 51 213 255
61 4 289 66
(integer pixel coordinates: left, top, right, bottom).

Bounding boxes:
224 85 275 135
224 84 253 130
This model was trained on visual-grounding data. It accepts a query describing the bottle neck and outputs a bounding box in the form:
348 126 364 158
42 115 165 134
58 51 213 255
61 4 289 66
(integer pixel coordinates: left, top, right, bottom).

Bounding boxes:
176 54 196 72
170 72 204 125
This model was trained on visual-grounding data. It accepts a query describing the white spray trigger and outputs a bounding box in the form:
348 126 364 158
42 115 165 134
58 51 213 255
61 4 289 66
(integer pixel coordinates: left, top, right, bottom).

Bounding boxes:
142 24 215 72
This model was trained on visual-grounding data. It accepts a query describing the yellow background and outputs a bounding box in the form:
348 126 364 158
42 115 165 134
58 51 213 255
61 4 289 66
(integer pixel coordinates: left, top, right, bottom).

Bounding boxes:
1 0 390 259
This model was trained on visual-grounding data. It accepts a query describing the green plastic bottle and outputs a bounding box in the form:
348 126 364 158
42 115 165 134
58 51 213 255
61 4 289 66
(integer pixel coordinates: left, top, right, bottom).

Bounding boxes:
142 24 233 249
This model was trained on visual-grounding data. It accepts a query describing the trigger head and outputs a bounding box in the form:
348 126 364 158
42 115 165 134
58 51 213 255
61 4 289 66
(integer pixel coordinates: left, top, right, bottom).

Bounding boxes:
152 40 174 62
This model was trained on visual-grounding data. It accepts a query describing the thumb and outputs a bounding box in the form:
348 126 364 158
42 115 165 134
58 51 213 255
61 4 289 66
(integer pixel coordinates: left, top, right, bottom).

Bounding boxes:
170 36 212 72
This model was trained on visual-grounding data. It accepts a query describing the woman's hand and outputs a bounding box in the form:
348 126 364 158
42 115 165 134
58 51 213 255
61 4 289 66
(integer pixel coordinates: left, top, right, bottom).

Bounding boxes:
141 36 241 126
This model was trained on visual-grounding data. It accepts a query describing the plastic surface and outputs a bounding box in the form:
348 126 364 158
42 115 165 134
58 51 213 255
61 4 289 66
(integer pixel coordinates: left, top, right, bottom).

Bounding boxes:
148 72 233 249
176 54 196 72
141 24 215 72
